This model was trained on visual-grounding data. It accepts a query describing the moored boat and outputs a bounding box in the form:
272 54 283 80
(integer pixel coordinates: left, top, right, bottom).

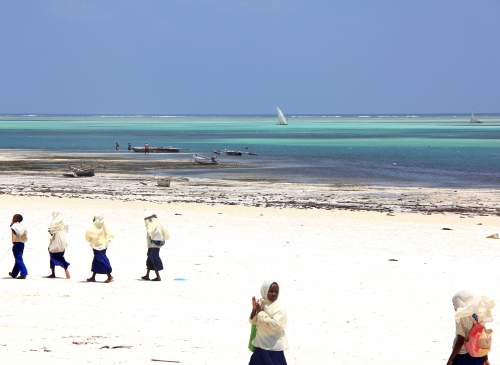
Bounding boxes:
224 149 243 156
194 154 218 165
132 146 181 153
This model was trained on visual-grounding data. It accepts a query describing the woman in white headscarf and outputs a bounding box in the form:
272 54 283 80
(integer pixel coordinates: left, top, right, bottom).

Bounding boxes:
248 280 289 365
85 214 114 283
142 214 170 281
446 290 495 365
46 210 70 279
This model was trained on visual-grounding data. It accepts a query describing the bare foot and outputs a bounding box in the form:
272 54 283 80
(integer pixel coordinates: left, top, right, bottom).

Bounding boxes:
141 276 150 280
45 274 56 278
86 278 96 282
104 276 114 283
65 270 71 279
152 277 161 281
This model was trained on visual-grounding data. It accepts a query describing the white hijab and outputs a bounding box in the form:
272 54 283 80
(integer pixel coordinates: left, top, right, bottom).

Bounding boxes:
85 214 114 250
145 217 170 241
49 210 68 234
259 280 287 326
453 290 495 324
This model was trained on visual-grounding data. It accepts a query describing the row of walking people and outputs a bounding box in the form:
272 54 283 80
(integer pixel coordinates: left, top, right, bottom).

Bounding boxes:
8 211 170 282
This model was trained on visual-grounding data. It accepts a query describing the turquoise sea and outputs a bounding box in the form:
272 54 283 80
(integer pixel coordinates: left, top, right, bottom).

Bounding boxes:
1 114 499 187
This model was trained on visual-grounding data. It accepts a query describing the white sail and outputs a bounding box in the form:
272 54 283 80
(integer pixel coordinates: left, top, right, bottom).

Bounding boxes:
276 107 288 125
470 110 481 123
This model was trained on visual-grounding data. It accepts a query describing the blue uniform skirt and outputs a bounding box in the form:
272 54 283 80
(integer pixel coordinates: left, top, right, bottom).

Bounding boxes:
91 249 112 274
146 247 163 271
249 347 287 365
452 353 486 365
50 250 70 270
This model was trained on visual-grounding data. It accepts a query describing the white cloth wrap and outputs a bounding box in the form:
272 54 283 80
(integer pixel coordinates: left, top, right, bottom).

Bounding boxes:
145 217 170 248
249 280 289 351
85 215 114 250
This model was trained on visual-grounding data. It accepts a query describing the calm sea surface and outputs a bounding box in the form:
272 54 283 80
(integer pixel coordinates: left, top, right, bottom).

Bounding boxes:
1 114 500 187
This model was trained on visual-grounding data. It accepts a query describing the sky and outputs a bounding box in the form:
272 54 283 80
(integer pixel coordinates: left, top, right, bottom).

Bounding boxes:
0 0 498 115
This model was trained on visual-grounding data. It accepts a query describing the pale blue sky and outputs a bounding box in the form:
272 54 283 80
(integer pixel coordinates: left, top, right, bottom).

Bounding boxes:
0 1 498 114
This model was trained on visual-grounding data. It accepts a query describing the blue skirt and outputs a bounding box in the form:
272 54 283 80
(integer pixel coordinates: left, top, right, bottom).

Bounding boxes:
50 251 70 270
452 353 486 365
249 347 287 365
91 249 112 274
146 247 163 271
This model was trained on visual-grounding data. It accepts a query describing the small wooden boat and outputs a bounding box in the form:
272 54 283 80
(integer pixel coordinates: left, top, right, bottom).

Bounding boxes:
132 146 180 153
74 169 95 177
157 179 171 187
194 154 218 165
246 152 259 156
224 149 243 156
212 150 221 155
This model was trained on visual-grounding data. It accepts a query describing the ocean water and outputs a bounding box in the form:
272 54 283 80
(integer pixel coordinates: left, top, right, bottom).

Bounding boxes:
1 114 500 187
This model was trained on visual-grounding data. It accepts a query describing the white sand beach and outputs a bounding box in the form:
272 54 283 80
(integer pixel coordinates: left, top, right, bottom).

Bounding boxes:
0 193 499 365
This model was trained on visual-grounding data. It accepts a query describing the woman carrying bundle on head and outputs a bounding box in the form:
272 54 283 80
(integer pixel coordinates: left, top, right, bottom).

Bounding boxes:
447 290 495 365
85 215 114 283
248 280 289 365
142 214 170 281
46 210 70 279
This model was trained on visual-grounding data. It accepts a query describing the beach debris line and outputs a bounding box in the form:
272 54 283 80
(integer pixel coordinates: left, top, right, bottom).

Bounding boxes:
151 360 180 363
442 228 453 230
388 259 398 261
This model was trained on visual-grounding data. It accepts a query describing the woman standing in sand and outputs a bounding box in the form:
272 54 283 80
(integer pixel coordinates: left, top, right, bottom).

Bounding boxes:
85 215 114 283
142 214 169 281
248 281 289 365
46 210 70 279
9 214 28 279
447 290 495 365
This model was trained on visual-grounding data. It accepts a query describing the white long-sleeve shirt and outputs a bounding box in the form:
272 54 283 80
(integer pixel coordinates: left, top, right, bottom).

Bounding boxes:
249 302 289 351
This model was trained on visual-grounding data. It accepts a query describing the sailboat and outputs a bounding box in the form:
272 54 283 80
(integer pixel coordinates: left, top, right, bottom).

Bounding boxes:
276 107 288 125
470 110 482 124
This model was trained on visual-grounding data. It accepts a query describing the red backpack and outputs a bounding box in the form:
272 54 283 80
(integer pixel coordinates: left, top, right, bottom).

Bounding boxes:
465 315 492 357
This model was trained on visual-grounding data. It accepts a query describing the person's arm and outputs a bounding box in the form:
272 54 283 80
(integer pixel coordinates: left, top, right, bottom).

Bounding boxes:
484 355 489 365
446 335 464 365
249 296 258 324
255 304 286 331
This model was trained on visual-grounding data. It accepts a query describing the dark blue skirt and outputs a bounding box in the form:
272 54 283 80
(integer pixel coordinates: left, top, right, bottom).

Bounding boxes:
50 251 70 269
249 347 287 365
146 247 163 271
91 249 112 274
452 353 486 365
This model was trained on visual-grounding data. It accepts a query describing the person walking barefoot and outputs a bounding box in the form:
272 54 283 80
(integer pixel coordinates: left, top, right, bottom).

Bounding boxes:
142 214 169 281
85 215 114 283
46 210 71 279
9 214 28 279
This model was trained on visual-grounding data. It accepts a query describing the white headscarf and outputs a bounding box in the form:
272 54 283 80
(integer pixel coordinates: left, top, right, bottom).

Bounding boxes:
453 290 495 324
145 217 170 242
49 210 68 234
259 280 287 323
85 214 114 250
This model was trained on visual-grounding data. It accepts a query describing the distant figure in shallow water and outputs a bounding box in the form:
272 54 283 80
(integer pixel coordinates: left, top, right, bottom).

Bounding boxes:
128 143 132 151
46 210 70 279
85 215 114 283
142 214 170 281
248 281 289 365
145 142 150 154
115 142 119 150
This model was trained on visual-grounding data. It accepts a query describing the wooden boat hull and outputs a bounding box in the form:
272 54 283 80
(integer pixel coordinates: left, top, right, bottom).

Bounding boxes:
225 150 242 156
132 147 180 153
157 180 171 187
74 170 95 177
